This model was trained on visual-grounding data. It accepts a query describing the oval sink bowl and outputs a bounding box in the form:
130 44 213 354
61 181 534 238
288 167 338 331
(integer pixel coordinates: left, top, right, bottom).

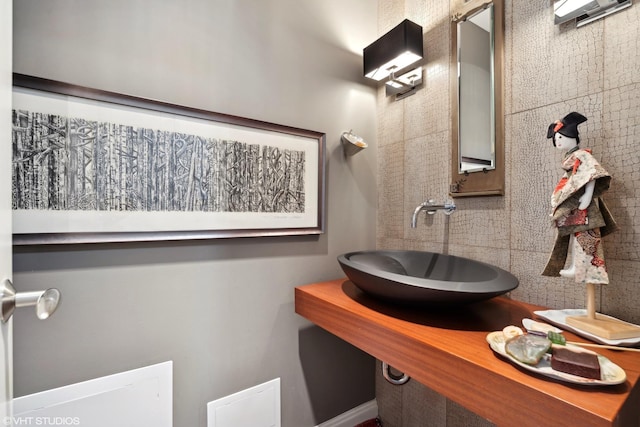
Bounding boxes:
338 250 519 305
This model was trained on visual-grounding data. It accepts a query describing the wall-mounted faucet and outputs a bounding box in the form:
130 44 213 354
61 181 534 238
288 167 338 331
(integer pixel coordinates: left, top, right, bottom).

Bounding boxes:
411 199 456 228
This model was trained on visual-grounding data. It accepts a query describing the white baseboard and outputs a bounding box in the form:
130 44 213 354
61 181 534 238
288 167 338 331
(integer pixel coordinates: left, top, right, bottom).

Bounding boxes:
316 399 378 427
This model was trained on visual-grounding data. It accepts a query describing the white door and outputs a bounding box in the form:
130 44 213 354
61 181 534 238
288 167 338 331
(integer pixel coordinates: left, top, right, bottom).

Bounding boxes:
0 0 13 421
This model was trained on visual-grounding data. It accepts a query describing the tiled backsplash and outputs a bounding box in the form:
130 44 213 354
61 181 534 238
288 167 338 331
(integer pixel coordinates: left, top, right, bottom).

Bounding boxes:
375 0 640 424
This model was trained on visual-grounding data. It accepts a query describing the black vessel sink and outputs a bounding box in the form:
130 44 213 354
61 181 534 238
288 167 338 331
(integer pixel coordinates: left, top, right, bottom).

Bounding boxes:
338 250 519 305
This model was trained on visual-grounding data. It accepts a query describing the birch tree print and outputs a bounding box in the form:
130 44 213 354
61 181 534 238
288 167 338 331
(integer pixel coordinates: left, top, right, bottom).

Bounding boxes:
12 109 306 214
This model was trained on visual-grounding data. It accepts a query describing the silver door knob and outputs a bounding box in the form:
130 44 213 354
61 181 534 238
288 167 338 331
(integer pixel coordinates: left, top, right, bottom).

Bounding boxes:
0 278 61 323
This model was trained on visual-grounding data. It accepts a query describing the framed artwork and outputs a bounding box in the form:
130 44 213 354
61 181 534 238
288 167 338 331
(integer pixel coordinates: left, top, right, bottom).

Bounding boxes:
11 74 325 244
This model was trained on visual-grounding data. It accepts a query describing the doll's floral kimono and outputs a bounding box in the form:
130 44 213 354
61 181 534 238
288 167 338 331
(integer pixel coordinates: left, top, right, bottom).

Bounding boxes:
542 146 618 284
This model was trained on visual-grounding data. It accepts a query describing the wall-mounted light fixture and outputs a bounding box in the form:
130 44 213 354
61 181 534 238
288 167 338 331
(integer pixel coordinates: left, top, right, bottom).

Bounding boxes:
363 19 423 100
554 0 632 27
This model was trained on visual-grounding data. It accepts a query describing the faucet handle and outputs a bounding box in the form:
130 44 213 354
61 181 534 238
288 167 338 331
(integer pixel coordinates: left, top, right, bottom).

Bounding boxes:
443 199 456 215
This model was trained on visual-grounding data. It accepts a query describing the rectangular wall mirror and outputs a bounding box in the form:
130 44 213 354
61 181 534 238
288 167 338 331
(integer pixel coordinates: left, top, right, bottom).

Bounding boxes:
450 0 504 197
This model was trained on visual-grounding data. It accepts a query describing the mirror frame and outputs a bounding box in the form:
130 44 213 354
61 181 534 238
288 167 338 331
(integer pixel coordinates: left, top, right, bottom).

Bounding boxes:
450 0 504 197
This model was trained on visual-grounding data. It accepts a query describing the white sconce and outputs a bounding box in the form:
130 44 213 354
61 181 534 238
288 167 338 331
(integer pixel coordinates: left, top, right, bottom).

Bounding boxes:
341 130 367 156
363 19 424 100
554 0 632 27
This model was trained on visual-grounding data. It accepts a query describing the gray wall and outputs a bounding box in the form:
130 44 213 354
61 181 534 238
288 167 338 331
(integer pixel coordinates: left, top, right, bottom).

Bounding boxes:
12 1 378 426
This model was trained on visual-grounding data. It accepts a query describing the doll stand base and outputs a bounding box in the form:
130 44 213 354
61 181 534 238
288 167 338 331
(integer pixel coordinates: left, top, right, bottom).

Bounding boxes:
566 314 640 340
565 282 640 340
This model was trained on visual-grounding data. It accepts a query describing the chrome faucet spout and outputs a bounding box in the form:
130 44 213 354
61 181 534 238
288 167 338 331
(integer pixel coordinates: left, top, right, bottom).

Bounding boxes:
410 199 456 228
411 202 427 228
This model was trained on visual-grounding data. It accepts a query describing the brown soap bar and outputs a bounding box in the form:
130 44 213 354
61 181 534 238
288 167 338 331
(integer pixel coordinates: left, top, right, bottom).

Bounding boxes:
551 346 601 379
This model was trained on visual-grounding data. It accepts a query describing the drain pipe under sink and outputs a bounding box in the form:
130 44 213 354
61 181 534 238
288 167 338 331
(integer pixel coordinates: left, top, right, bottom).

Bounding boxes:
382 361 410 385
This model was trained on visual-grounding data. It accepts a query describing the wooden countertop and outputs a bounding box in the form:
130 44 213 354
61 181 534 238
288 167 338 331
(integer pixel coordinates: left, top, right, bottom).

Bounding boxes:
295 279 640 427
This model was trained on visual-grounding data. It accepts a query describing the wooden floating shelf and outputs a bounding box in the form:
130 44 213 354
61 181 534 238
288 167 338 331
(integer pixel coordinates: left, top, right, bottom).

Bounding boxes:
295 279 640 427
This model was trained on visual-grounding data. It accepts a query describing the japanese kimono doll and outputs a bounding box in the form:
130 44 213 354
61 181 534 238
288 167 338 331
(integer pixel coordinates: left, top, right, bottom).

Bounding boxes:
542 112 618 285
